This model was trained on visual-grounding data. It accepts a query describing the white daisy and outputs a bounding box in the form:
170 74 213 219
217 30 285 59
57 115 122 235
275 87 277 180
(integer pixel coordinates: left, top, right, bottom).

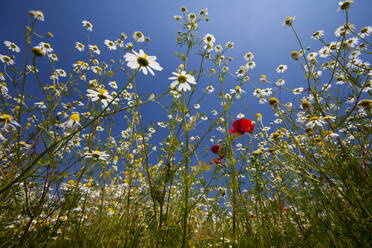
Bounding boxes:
87 88 115 107
75 42 85 52
0 54 15 65
0 114 20 129
203 33 216 45
104 40 117 50
4 41 20 53
311 30 325 40
29 10 44 21
82 20 93 31
88 45 101 55
169 71 196 92
133 31 145 42
84 150 109 161
63 113 82 129
124 49 163 75
276 64 288 73
306 116 325 128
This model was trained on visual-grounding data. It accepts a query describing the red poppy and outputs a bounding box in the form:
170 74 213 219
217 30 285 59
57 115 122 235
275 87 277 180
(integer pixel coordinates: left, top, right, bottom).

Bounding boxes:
229 118 254 136
210 144 225 158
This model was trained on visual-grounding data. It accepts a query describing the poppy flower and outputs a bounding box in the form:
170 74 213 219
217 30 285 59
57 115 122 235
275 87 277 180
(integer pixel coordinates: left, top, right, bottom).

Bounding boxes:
210 144 225 158
229 118 254 136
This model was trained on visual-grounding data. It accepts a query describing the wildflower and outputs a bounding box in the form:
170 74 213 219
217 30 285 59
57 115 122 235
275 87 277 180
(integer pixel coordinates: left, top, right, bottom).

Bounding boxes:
244 52 254 61
256 113 262 121
237 113 245 118
104 40 117 50
124 49 163 75
4 41 20 53
75 42 85 52
275 79 285 87
0 54 15 65
82 20 93 31
357 99 372 110
235 66 248 77
293 87 304 95
211 144 225 158
245 61 256 70
225 41 234 48
206 85 214 93
88 45 101 55
311 30 325 40
169 71 196 92
260 75 268 82
203 33 216 45
276 64 288 73
29 10 44 21
306 116 325 128
338 0 353 11
0 114 20 129
291 51 300 60
269 97 279 106
284 16 295 26
359 26 372 38
86 88 114 107
174 15 182 20
48 53 58 62
64 113 82 128
133 31 145 42
230 118 254 136
84 150 109 161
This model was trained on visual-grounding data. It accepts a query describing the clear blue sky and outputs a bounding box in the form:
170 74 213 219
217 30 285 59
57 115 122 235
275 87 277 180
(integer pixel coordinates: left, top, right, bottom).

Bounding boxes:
1 0 371 160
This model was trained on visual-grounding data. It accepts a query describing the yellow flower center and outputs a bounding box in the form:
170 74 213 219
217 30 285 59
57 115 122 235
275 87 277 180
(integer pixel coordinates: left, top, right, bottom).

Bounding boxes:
69 113 80 122
0 114 13 122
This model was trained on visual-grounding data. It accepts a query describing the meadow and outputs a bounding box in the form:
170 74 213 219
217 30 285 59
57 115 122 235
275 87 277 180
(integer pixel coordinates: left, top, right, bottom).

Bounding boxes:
0 1 371 247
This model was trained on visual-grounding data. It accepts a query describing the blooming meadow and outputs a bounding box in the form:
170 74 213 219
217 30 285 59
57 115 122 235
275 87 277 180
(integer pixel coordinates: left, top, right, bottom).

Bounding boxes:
0 1 371 247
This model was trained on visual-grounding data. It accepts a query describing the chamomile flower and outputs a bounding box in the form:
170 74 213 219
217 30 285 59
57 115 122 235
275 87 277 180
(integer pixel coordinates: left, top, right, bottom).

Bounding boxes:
82 20 93 31
292 87 304 95
203 33 216 45
84 150 109 161
104 40 117 50
0 54 15 65
169 71 196 92
87 88 115 108
4 41 20 53
245 61 256 70
29 10 44 21
38 42 53 54
358 26 372 38
0 114 20 129
206 85 215 93
88 45 101 55
284 16 295 26
108 81 118 89
306 116 325 128
133 31 145 42
243 52 254 61
124 49 163 75
276 64 288 73
63 113 82 128
311 30 325 40
75 42 85 52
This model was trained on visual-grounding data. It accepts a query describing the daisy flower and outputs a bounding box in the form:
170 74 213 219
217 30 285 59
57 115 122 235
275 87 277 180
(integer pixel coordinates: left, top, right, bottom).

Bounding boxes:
133 31 145 42
0 114 20 129
29 10 44 21
87 88 114 107
104 40 117 50
169 71 196 92
4 41 20 53
306 116 325 128
82 20 93 31
0 54 15 65
243 52 254 61
75 42 85 52
203 33 216 45
63 113 82 128
88 45 101 55
284 16 295 26
276 64 288 73
359 26 372 38
84 150 109 161
38 42 53 54
124 49 163 75
311 30 325 40
292 87 304 95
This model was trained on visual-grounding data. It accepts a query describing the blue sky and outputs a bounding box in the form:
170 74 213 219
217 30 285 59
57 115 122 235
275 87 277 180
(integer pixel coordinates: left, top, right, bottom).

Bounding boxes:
1 0 371 164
